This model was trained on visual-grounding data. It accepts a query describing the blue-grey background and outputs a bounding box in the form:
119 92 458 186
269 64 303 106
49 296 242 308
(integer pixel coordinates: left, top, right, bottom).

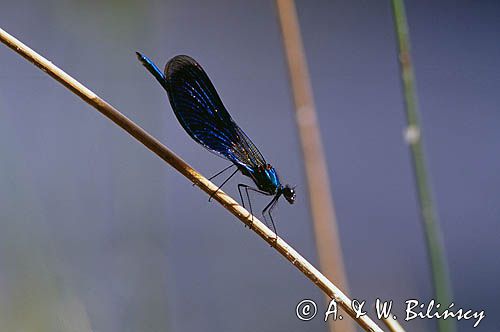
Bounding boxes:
0 1 498 331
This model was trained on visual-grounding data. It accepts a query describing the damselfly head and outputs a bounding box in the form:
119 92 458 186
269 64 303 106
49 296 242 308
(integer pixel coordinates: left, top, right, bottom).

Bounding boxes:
282 185 296 204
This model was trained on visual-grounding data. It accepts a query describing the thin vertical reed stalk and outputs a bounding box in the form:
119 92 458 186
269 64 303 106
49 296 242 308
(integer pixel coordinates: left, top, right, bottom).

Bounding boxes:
0 27 389 332
274 1 354 332
391 2 455 332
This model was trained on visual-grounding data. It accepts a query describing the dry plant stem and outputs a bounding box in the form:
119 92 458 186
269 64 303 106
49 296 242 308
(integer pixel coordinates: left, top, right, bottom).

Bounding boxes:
383 315 407 332
391 2 455 332
0 27 385 332
274 2 354 332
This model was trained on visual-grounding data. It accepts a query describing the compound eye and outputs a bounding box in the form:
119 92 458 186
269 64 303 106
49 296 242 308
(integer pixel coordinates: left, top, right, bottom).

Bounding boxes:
283 186 295 203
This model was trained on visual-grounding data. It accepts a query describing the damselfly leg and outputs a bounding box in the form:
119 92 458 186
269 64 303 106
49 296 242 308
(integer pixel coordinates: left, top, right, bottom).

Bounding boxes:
262 193 281 244
208 166 239 201
237 184 258 228
208 164 236 182
237 184 279 242
192 164 235 187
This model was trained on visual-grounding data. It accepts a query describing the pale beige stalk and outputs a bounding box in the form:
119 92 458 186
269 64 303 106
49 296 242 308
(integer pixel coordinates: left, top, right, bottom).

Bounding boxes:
274 2 408 332
275 1 354 332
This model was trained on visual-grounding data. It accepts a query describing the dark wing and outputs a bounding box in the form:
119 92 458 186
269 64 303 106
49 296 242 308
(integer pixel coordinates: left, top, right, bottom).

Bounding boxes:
162 55 267 170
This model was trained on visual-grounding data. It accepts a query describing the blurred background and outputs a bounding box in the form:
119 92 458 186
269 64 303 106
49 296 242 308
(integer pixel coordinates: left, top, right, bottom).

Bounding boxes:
0 1 498 331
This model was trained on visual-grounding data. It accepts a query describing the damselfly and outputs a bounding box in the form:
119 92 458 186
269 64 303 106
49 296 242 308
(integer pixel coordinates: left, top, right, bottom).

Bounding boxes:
137 53 295 236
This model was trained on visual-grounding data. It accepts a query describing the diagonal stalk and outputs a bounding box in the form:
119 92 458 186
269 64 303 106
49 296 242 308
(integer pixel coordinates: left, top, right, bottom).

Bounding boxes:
0 27 389 332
